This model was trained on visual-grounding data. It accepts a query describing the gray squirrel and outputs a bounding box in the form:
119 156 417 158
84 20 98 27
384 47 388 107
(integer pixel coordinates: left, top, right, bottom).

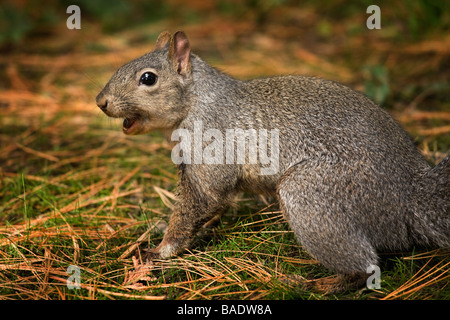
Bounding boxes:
96 31 449 293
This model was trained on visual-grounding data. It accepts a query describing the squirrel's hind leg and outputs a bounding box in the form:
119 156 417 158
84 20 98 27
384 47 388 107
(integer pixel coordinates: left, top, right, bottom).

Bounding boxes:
277 162 378 293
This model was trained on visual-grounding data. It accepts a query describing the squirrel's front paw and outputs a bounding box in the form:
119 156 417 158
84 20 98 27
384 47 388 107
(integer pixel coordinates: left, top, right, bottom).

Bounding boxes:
142 247 162 262
141 241 179 262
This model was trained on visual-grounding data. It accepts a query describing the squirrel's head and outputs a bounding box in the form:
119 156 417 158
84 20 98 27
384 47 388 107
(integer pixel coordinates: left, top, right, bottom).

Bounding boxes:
96 31 192 135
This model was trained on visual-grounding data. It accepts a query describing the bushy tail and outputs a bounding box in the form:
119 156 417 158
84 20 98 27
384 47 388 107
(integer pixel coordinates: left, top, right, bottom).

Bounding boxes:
420 153 450 247
426 154 450 202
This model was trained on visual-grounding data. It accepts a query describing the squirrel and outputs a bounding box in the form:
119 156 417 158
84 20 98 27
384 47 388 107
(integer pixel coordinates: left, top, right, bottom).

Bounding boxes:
96 31 450 293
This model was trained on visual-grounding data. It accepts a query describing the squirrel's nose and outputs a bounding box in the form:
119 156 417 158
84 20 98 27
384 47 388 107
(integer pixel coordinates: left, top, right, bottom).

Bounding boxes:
96 93 108 111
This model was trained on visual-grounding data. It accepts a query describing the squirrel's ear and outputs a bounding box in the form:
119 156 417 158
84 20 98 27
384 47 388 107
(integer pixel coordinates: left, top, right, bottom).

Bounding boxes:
169 31 191 76
154 31 171 51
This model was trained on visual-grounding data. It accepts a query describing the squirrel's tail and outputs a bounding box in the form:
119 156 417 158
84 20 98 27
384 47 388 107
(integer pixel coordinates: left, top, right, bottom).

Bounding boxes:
419 153 450 247
425 153 450 201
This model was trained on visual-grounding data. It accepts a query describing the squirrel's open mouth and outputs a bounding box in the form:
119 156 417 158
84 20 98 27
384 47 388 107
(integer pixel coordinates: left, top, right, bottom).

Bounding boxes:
123 118 136 129
122 117 141 135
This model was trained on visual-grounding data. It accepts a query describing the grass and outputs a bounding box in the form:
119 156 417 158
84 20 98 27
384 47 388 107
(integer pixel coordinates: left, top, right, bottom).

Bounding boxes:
1 1 449 300
1 107 449 300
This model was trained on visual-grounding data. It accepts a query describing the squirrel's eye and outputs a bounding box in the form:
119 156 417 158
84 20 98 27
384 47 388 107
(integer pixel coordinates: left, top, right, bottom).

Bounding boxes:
139 72 157 86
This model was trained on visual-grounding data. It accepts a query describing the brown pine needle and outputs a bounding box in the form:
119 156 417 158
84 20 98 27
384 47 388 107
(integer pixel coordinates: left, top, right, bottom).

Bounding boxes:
14 142 60 162
382 257 450 300
110 165 142 212
50 276 166 300
416 125 450 136
153 186 177 208
118 227 152 261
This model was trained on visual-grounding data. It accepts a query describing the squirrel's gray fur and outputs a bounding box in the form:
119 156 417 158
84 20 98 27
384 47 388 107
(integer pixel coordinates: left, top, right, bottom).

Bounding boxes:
97 31 449 292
